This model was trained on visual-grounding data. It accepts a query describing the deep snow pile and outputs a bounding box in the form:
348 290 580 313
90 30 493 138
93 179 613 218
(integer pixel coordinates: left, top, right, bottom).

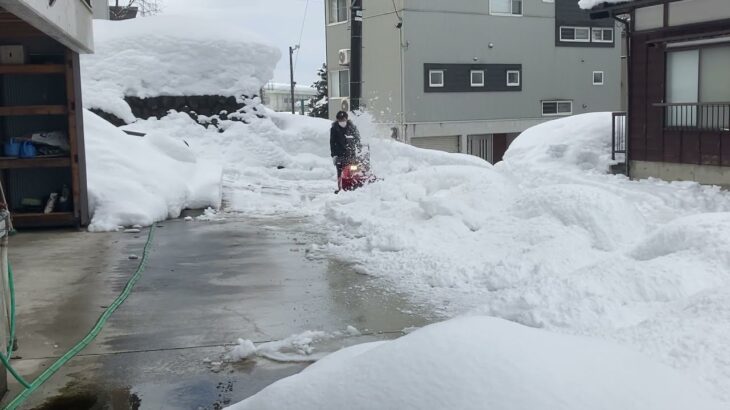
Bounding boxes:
228 317 724 410
84 110 221 231
81 16 280 123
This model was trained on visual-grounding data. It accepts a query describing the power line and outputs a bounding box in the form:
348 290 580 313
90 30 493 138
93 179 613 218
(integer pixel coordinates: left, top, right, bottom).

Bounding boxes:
293 0 310 74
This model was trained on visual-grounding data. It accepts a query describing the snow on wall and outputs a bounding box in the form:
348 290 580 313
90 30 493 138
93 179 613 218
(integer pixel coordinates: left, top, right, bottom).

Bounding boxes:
84 110 222 231
228 317 725 410
81 16 280 123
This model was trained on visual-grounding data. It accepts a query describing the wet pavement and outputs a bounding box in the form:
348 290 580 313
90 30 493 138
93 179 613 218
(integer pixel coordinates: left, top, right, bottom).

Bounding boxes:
1 216 436 409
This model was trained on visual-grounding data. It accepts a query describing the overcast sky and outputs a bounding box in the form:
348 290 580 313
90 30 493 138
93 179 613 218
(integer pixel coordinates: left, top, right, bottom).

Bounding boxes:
160 0 326 86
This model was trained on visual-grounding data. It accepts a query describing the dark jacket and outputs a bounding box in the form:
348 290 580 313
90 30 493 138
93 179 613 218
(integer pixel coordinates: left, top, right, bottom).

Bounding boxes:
330 120 362 159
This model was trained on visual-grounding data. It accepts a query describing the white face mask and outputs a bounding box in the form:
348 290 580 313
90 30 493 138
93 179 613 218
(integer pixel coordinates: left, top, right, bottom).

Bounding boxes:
338 121 347 128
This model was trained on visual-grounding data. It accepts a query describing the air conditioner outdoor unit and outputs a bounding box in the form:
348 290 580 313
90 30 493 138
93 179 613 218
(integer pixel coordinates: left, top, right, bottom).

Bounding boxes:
340 98 350 112
338 49 351 66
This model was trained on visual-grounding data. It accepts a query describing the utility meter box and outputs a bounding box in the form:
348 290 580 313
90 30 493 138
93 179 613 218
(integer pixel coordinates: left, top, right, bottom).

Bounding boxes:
0 45 25 64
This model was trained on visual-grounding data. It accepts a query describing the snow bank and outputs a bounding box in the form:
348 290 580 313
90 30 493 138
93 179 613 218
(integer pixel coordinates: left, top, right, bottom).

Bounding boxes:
82 16 280 122
228 317 724 410
84 110 221 231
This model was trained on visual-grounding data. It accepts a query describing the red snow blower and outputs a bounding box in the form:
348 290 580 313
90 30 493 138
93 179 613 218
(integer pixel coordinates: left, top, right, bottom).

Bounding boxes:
340 146 376 191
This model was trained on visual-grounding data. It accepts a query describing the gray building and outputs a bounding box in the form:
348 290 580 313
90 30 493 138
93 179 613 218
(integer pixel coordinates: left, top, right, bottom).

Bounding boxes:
325 0 622 162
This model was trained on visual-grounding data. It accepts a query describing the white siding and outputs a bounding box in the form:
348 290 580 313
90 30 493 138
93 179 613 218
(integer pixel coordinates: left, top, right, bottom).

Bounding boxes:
669 0 730 27
634 5 664 31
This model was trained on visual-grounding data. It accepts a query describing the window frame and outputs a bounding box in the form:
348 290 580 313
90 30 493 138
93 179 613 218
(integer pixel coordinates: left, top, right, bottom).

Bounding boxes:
429 70 445 88
593 71 605 85
542 100 573 116
560 26 591 43
470 70 485 87
330 69 350 98
506 70 521 87
489 0 523 17
327 0 349 25
592 27 614 43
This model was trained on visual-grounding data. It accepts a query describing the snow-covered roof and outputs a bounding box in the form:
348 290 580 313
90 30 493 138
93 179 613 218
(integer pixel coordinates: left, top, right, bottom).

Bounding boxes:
578 0 633 10
82 15 280 121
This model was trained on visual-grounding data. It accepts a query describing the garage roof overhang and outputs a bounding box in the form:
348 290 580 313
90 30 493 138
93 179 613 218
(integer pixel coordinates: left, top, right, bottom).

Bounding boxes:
0 0 94 53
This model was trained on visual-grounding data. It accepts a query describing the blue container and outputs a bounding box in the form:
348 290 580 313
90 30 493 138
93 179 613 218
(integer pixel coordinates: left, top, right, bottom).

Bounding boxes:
19 141 37 159
3 139 21 157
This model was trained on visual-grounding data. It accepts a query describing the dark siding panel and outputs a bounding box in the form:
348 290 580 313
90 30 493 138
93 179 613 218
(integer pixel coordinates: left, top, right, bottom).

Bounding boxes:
700 132 721 166
645 42 665 162
424 64 522 93
629 34 648 162
493 134 508 163
683 131 701 164
722 134 730 167
663 131 681 163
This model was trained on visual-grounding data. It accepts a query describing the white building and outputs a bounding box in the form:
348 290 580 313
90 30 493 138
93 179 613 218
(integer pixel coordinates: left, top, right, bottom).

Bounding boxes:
262 83 317 114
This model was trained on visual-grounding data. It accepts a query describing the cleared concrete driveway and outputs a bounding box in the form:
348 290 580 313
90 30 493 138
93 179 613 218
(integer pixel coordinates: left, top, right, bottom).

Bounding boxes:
2 217 435 409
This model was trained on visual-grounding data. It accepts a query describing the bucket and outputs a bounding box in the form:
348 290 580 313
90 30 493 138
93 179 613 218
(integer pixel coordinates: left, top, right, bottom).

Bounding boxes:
19 141 37 159
3 139 21 157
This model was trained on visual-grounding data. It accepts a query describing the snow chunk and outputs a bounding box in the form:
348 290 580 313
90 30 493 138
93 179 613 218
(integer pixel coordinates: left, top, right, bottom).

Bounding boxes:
228 317 724 410
84 110 222 231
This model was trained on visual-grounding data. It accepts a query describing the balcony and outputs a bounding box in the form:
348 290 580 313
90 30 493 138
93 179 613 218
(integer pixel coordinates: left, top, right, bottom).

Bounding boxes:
655 102 730 132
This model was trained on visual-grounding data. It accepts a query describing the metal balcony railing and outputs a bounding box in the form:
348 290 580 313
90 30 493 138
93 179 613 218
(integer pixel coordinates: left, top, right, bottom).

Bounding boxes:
654 102 730 132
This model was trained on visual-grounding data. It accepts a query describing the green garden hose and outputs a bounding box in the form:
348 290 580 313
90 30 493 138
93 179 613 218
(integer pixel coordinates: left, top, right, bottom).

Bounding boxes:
2 225 155 410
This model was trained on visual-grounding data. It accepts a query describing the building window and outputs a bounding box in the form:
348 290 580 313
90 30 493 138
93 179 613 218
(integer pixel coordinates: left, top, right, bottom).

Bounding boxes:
330 70 350 97
560 27 590 42
592 28 614 43
666 44 730 129
471 70 485 87
593 71 604 85
490 0 522 16
542 100 573 116
507 70 520 87
328 0 348 24
429 70 445 88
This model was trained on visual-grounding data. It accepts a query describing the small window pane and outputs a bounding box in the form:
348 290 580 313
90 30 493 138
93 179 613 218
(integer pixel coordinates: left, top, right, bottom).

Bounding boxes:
430 70 444 87
329 71 340 97
543 102 558 115
593 71 604 85
558 102 572 113
575 28 590 40
603 29 613 42
339 70 350 97
507 70 520 86
561 27 575 40
512 0 522 15
471 70 484 87
490 0 511 14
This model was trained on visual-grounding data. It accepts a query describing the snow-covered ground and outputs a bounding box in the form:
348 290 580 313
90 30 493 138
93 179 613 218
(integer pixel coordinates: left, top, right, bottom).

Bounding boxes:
80 7 730 408
228 317 725 410
119 108 730 407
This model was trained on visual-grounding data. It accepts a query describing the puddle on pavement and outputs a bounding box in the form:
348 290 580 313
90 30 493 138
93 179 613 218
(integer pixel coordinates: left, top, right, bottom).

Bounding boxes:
31 387 141 410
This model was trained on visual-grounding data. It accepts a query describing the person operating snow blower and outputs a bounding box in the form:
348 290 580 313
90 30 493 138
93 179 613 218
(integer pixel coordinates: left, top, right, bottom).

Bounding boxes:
330 111 363 194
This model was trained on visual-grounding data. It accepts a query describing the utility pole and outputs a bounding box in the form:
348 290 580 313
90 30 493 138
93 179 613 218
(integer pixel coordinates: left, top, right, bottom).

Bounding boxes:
350 0 363 112
289 45 299 114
